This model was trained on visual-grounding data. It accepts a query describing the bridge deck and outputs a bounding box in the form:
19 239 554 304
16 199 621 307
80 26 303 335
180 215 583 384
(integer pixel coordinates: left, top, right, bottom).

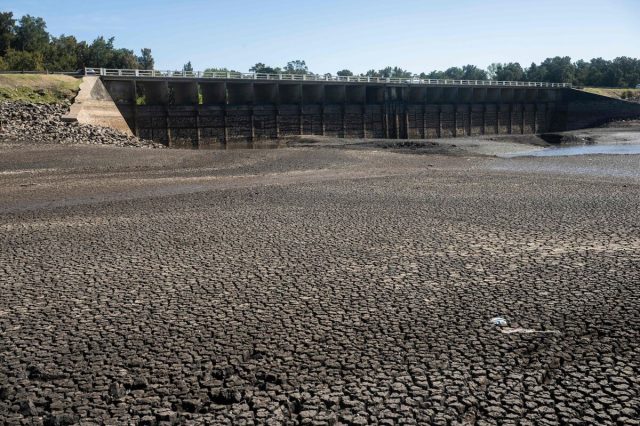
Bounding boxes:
93 68 571 88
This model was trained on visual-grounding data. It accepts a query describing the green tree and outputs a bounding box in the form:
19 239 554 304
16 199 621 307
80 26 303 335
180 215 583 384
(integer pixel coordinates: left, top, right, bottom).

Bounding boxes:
461 64 487 80
82 36 115 67
137 48 154 70
489 62 525 81
585 57 612 86
112 48 138 69
613 56 640 87
336 69 353 76
15 14 48 52
249 63 281 74
546 56 574 83
420 70 446 79
0 11 16 55
3 49 44 70
525 62 546 82
573 60 590 86
284 59 309 74
204 67 238 74
443 67 464 79
374 66 412 78
183 61 193 72
44 34 81 71
81 37 138 69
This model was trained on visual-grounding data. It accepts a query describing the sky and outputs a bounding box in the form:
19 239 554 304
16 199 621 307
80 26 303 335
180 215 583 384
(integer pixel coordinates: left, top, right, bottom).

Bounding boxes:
3 0 640 74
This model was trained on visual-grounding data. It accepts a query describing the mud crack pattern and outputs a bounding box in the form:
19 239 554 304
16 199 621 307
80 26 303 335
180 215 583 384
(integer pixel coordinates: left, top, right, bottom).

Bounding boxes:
0 147 639 425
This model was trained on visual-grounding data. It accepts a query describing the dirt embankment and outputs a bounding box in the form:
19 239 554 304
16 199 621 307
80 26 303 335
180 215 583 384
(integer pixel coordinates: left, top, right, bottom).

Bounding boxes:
582 87 640 103
0 74 80 103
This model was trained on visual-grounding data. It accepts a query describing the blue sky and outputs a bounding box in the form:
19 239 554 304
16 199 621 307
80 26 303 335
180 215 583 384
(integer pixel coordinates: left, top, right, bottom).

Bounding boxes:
4 0 639 74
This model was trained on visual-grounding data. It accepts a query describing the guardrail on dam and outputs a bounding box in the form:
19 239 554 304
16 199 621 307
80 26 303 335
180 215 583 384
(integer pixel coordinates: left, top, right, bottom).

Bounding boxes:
95 68 640 148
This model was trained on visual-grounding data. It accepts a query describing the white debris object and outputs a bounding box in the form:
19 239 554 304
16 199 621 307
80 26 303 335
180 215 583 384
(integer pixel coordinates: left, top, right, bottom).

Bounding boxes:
490 317 508 327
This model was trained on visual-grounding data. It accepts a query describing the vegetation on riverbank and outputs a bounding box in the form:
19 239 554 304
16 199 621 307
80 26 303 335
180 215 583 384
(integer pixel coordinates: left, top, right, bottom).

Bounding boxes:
0 74 79 103
582 87 640 102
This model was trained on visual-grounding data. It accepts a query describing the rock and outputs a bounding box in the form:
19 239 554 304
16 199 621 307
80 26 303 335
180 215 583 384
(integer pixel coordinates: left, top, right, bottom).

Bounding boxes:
181 399 201 413
132 377 148 390
139 415 157 426
211 388 243 405
19 399 38 416
43 413 78 426
109 382 127 399
0 101 164 148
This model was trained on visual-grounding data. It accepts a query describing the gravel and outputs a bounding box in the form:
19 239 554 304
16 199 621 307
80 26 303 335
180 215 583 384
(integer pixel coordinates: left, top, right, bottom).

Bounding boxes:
0 101 164 148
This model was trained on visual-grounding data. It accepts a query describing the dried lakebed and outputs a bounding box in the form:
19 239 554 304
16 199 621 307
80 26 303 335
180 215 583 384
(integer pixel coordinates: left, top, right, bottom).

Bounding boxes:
0 140 639 425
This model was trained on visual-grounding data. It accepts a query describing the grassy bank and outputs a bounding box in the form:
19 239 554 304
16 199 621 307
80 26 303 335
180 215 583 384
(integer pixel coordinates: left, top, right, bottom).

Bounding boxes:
0 74 81 103
582 87 640 101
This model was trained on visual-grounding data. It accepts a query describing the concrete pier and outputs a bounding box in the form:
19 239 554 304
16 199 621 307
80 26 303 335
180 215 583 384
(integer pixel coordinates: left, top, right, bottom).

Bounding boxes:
99 74 640 147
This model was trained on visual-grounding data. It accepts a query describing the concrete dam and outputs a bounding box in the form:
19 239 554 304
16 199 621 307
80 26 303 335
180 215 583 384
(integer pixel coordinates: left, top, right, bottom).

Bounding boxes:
92 69 640 148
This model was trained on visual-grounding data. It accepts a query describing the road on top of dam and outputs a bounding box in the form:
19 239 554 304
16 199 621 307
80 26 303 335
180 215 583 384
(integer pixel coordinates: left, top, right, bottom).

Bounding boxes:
0 133 639 425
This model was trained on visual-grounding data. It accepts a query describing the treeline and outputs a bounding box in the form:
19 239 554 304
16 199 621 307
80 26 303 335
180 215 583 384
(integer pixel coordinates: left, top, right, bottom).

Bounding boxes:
244 57 640 88
2 10 640 88
0 11 154 71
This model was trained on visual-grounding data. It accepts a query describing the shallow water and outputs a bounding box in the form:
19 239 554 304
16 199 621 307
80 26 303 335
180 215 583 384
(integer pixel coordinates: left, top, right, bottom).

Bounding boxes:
501 143 640 158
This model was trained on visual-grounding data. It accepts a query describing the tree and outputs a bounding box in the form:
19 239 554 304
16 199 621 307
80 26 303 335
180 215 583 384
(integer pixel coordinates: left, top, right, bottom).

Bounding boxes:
337 69 353 77
249 63 281 74
15 14 48 52
137 48 154 70
461 64 487 80
539 56 574 83
284 59 309 75
443 67 464 79
204 67 238 74
44 34 81 71
3 49 44 70
573 59 590 86
0 11 16 55
613 56 640 88
183 61 193 72
373 66 412 78
487 63 499 80
420 70 446 80
525 62 545 82
81 36 138 69
489 62 525 81
82 36 115 68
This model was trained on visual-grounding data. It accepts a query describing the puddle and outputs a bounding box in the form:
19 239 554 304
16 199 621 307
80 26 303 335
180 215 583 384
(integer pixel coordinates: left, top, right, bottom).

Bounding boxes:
500 143 640 158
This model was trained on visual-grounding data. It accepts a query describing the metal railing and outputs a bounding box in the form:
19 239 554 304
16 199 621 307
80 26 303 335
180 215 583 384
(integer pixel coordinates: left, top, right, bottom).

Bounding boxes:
92 68 572 88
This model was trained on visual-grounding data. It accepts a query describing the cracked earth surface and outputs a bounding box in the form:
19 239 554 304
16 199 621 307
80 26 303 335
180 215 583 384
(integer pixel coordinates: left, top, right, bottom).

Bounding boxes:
0 142 639 425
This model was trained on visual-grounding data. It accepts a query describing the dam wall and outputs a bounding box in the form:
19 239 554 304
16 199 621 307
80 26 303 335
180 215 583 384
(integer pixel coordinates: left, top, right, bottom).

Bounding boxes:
99 76 640 147
563 89 640 130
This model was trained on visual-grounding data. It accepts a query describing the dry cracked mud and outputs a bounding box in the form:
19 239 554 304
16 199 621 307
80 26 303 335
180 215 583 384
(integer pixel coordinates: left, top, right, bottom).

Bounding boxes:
0 138 639 425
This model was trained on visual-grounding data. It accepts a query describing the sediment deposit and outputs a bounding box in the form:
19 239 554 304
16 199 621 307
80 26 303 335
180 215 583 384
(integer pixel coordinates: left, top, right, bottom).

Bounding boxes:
0 128 639 424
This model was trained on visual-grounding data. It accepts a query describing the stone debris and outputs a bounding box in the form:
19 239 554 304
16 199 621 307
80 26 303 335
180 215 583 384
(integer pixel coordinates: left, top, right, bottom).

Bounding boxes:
0 101 164 148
